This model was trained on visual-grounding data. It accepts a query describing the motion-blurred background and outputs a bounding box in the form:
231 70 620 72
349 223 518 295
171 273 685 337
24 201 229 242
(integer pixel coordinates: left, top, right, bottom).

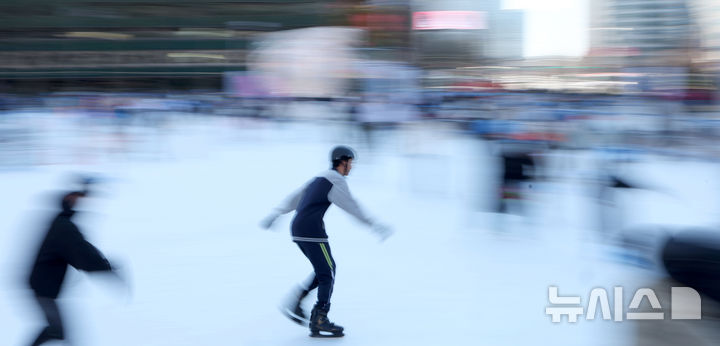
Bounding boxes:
3 1 720 345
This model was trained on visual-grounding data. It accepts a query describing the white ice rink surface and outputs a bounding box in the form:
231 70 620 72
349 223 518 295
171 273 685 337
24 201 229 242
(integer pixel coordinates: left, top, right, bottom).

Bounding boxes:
2 114 720 345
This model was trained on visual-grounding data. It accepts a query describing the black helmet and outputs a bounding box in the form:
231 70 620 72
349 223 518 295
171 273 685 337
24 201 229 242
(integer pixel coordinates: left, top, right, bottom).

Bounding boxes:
330 146 355 166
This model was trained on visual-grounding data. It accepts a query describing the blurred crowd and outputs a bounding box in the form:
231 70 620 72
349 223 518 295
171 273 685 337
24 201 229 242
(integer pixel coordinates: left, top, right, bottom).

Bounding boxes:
2 88 720 167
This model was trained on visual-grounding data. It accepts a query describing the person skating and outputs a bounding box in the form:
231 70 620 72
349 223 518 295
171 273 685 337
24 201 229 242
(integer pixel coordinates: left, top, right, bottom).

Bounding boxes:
261 145 392 337
27 185 123 346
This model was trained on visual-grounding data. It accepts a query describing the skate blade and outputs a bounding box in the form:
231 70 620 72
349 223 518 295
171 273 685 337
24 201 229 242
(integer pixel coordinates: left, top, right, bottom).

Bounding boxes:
280 308 309 327
310 331 344 338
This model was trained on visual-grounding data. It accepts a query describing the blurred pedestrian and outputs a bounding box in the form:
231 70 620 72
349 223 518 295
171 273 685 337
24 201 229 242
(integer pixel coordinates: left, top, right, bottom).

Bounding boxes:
497 145 536 214
27 184 124 346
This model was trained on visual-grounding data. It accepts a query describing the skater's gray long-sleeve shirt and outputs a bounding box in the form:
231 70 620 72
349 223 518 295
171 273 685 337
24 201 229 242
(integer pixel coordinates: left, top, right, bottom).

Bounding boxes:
265 169 377 242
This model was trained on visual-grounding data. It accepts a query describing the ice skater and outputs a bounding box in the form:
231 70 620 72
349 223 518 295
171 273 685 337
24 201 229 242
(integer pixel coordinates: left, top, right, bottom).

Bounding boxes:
260 145 392 337
26 182 124 346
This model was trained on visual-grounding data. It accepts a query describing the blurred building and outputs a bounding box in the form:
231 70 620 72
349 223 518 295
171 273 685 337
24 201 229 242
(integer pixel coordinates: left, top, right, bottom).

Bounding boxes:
587 0 697 67
410 0 524 68
486 9 524 61
585 0 720 102
689 0 720 62
347 2 411 60
0 0 362 92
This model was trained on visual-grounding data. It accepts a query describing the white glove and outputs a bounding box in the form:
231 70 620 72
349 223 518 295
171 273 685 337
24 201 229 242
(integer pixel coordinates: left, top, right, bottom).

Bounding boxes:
260 212 280 230
371 223 394 241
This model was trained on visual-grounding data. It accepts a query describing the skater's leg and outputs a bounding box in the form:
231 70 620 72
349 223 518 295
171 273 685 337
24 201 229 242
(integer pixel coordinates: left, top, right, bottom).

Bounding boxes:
297 242 342 336
295 244 320 297
296 242 336 304
30 296 64 346
282 244 324 326
300 273 319 293
282 274 316 324
312 243 336 304
296 242 342 336
282 283 313 325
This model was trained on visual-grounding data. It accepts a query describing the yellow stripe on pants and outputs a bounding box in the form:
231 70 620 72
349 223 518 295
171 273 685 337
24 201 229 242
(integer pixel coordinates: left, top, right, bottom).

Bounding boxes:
319 243 334 270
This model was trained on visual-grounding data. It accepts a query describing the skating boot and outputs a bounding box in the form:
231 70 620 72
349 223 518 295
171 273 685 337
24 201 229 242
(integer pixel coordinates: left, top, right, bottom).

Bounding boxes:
309 302 344 337
281 287 310 326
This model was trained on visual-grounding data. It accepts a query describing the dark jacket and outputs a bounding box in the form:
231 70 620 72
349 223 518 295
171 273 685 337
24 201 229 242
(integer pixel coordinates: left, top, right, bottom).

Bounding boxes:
29 209 112 298
502 152 535 182
265 170 374 242
292 176 334 241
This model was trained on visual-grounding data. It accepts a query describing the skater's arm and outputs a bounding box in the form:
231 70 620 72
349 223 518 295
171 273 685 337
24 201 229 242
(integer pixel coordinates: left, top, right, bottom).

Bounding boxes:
327 179 374 226
328 179 393 240
260 182 308 229
327 178 393 240
62 227 113 272
273 184 308 215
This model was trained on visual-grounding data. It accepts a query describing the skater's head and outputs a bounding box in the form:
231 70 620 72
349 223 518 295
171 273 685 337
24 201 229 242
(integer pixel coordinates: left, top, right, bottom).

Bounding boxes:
61 191 86 212
330 146 355 176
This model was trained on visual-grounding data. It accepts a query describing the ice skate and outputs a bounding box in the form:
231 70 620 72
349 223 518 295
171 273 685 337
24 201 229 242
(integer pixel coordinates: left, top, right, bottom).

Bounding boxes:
309 302 344 338
281 287 309 326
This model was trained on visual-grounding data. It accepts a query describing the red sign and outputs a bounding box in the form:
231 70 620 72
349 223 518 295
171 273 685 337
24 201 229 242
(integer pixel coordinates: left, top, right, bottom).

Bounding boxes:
412 11 486 30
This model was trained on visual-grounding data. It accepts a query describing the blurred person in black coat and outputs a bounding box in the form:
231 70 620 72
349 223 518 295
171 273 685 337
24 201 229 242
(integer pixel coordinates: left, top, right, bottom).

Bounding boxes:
27 188 122 346
497 147 536 214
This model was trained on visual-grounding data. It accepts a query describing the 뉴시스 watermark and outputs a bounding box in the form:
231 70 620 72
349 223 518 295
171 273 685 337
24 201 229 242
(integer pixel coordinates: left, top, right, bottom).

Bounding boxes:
546 286 702 322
